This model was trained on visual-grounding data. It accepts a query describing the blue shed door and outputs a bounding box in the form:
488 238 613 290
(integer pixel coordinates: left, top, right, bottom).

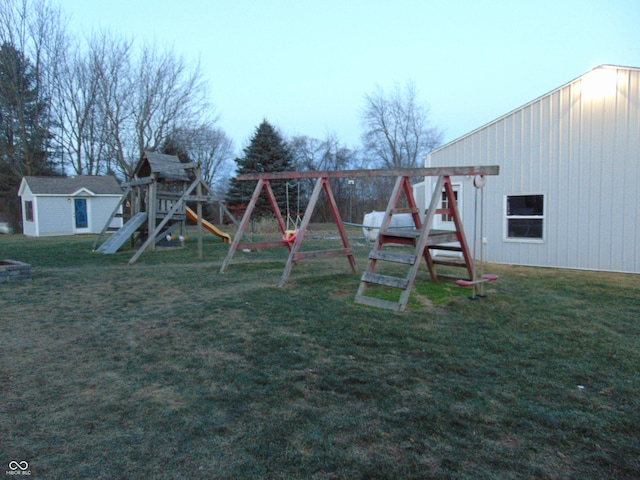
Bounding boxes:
74 199 88 229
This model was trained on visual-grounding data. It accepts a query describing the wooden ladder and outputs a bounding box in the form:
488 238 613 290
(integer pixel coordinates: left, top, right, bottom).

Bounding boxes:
354 175 473 312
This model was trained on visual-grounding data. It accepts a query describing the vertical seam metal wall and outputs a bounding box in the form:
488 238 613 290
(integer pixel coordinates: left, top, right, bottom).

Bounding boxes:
427 66 640 274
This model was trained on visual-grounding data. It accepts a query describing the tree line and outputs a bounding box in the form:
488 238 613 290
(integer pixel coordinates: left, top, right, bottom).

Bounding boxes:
0 0 443 229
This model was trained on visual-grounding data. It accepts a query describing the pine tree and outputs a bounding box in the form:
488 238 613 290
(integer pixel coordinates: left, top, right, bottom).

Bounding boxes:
0 42 57 227
226 120 294 218
0 43 53 178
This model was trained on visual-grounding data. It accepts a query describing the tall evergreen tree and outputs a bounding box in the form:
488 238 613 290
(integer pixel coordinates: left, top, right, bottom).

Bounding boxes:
226 120 294 218
0 43 53 177
0 42 57 226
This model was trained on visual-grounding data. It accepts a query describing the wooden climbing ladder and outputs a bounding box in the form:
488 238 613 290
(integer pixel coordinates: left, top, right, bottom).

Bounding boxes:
354 168 497 312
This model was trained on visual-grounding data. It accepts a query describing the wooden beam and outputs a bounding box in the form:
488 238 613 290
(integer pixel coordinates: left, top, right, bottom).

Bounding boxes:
122 177 154 187
182 195 217 202
237 165 499 181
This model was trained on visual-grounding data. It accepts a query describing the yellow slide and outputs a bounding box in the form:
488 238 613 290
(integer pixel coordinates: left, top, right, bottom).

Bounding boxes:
185 207 231 244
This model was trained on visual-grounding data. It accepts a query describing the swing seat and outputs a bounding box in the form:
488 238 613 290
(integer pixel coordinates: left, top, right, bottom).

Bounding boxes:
283 229 298 243
455 274 499 287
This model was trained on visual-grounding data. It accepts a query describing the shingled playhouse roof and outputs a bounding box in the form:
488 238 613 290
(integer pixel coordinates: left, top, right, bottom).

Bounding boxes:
134 152 190 181
20 175 123 195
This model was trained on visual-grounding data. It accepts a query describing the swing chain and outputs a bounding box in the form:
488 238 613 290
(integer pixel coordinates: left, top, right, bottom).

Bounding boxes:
285 182 301 231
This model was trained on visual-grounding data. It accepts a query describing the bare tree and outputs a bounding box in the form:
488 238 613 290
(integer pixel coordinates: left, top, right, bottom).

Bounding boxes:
289 134 322 171
360 81 443 169
288 133 362 222
169 124 234 196
94 32 135 177
54 38 102 175
130 44 211 174
57 34 213 180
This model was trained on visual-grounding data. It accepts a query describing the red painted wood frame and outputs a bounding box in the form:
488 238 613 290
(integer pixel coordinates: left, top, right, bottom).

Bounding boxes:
220 165 499 286
220 176 356 287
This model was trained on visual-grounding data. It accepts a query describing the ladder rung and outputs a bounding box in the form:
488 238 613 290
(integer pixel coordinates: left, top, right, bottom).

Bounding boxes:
433 259 467 268
361 272 409 289
427 231 460 244
369 250 417 265
428 245 462 252
380 229 420 239
354 295 403 311
391 207 419 215
379 236 416 247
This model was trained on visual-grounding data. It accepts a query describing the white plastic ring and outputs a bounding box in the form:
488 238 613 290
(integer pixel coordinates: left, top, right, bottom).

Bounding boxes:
473 174 486 188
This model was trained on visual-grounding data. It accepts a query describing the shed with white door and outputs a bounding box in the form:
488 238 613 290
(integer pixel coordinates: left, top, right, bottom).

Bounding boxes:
18 176 123 237
414 65 640 274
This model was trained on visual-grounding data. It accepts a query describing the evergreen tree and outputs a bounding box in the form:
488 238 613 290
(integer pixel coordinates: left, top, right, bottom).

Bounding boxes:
226 120 294 218
0 43 53 178
0 42 57 227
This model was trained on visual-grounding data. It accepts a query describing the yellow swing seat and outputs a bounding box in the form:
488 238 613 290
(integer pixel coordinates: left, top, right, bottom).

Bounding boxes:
283 229 298 243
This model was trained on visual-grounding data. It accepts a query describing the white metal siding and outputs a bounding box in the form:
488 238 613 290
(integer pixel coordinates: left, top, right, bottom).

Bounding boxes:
37 197 73 236
428 66 640 274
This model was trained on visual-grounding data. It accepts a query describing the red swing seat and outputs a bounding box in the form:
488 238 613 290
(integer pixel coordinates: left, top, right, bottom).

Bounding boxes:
455 273 499 287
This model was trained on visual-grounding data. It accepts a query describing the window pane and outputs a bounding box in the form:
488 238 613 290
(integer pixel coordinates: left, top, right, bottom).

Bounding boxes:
441 191 458 222
507 195 543 216
508 218 543 238
25 201 33 221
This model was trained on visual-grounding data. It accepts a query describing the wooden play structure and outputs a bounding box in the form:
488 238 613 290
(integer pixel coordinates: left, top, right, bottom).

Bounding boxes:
220 165 499 310
94 152 234 264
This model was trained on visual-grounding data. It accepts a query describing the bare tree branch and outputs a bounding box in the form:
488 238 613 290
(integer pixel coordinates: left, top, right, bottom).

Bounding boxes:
360 81 443 169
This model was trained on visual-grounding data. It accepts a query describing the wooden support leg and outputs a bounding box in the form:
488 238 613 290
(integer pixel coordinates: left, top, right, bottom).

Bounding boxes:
443 177 474 281
322 178 356 273
278 177 323 286
278 177 356 287
220 179 265 272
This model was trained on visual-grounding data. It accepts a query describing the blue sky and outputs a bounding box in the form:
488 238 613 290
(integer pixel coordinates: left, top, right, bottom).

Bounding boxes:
57 0 640 152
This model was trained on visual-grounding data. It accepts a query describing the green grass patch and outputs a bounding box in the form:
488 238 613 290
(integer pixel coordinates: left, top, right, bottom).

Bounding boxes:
1 231 639 479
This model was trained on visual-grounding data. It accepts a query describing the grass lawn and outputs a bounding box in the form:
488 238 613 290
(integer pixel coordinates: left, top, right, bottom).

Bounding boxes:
1 228 639 479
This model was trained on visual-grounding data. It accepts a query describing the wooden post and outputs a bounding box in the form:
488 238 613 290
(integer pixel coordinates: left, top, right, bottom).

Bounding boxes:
147 174 157 251
196 166 203 260
220 179 266 273
442 176 474 281
279 177 355 286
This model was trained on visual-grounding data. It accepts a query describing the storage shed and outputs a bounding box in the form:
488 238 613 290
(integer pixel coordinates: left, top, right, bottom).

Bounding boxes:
18 176 124 237
415 65 640 274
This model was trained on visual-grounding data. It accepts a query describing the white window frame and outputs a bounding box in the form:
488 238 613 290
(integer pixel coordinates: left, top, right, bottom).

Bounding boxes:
503 193 545 243
24 200 34 222
434 182 461 230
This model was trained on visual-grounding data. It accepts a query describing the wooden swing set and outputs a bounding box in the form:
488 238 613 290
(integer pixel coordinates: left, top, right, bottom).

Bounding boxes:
220 165 499 310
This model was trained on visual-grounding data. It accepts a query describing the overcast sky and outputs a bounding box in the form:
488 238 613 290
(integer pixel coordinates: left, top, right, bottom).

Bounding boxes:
56 0 640 152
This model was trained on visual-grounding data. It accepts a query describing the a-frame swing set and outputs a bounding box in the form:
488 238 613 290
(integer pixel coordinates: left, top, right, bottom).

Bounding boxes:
220 165 499 310
220 173 357 287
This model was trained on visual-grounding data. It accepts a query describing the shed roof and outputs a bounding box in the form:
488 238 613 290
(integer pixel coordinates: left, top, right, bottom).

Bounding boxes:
20 175 123 196
134 152 190 181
